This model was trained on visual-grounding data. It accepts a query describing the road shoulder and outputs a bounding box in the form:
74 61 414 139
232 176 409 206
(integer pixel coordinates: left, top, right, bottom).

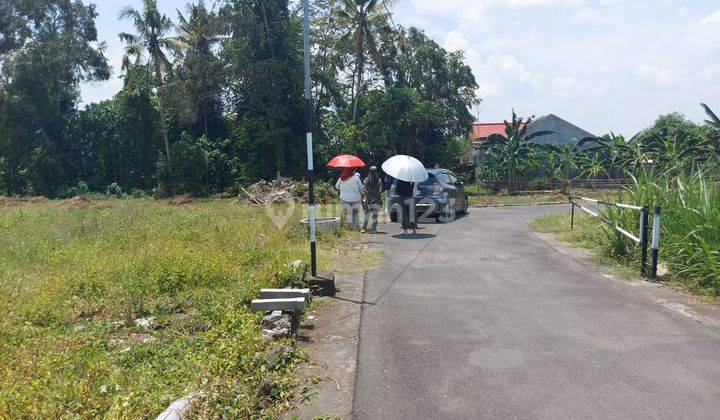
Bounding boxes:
282 272 365 419
533 230 720 331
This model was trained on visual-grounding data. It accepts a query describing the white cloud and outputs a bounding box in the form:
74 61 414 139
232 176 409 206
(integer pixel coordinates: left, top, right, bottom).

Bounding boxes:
637 65 674 85
701 64 720 80
699 9 720 26
394 0 716 134
484 54 541 85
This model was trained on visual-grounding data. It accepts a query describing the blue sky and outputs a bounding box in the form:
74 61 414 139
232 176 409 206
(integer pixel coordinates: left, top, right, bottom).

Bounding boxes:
82 0 720 136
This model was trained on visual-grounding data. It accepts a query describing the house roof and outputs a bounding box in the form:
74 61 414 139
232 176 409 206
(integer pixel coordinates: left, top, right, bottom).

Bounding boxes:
471 122 525 145
471 114 594 146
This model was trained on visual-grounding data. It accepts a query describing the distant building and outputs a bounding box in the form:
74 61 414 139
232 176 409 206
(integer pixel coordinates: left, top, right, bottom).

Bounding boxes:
466 114 595 165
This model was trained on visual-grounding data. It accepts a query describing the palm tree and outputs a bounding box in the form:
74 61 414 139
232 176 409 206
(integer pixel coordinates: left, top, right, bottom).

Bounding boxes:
335 0 395 122
175 0 226 137
119 0 177 161
483 110 553 194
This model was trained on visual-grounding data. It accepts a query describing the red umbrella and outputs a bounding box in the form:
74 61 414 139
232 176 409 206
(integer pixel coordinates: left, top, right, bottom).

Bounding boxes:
327 154 365 168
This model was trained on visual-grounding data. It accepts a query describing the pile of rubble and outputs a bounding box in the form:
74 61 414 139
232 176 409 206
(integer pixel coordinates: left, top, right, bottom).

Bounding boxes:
241 177 301 205
241 178 338 205
260 311 293 341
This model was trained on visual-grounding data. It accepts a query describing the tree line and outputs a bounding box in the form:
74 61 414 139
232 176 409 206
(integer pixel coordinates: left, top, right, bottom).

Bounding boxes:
0 0 479 198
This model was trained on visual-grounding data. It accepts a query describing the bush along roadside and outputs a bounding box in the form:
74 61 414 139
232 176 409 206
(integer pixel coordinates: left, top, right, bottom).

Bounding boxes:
615 170 720 294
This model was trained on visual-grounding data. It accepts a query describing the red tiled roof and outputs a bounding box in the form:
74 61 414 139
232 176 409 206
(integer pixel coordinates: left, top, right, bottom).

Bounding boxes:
471 122 525 145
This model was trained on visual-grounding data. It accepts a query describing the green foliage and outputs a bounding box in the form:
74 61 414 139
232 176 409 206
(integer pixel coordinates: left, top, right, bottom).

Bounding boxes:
1 0 481 196
157 133 210 196
170 1 227 139
602 169 720 293
61 181 90 198
119 0 177 160
0 0 110 195
333 0 396 121
223 0 305 179
530 105 720 299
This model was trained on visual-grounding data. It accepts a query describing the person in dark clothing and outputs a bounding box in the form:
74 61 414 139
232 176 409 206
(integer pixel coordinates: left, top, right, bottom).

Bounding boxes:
362 166 383 233
395 179 417 234
383 174 395 214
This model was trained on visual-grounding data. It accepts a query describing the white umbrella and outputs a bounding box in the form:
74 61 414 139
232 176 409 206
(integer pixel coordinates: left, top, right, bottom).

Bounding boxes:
381 155 428 182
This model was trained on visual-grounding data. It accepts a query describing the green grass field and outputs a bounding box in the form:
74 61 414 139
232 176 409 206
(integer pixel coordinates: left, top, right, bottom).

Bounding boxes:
0 197 376 418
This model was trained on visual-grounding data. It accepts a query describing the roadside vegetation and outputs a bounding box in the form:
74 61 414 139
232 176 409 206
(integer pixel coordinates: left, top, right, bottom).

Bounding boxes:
531 106 720 299
465 185 616 207
0 198 376 417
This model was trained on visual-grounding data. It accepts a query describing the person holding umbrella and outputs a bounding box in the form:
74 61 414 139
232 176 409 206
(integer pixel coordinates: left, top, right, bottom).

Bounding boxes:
381 155 428 235
328 155 366 230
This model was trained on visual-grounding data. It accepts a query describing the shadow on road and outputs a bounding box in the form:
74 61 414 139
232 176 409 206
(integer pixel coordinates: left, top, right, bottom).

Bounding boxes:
391 233 437 239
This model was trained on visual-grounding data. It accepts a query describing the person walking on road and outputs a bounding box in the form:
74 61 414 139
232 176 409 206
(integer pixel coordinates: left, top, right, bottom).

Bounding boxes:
395 179 417 234
336 167 364 230
362 166 383 233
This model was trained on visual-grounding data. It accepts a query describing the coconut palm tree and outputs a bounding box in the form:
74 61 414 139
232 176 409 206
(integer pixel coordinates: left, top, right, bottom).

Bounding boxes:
119 0 177 161
175 0 226 137
483 110 553 194
335 0 395 122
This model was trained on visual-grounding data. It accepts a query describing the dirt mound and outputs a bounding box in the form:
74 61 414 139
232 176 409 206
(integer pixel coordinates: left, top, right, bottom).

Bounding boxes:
0 196 18 208
168 194 197 205
27 196 49 204
60 196 92 209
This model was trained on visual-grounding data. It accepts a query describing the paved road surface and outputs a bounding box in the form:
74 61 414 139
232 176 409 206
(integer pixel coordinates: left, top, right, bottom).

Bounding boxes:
353 205 720 419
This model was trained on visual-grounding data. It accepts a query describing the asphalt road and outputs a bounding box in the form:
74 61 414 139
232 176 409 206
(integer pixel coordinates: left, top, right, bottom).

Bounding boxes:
352 205 720 419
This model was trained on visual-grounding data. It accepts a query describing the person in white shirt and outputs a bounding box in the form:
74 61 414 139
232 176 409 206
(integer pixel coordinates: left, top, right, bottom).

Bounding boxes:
335 167 365 229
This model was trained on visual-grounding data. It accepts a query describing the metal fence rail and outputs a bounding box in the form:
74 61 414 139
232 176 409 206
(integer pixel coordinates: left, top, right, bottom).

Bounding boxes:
482 178 631 193
568 195 660 280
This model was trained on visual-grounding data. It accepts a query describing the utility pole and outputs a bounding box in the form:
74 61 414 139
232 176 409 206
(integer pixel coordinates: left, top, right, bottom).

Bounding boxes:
302 0 317 277
302 0 335 296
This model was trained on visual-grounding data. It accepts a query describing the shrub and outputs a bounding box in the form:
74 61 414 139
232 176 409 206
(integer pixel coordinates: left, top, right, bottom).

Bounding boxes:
106 182 124 197
157 133 209 196
601 168 720 294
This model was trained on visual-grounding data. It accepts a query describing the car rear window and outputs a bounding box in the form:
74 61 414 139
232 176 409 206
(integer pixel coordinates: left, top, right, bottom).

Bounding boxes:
419 174 439 186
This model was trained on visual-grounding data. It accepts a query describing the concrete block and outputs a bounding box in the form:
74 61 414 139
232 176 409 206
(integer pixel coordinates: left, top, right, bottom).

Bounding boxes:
259 288 310 299
250 297 306 312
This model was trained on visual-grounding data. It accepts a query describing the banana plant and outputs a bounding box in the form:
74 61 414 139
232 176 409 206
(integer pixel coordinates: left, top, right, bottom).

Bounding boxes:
701 103 720 161
483 110 553 194
580 133 644 175
540 137 599 193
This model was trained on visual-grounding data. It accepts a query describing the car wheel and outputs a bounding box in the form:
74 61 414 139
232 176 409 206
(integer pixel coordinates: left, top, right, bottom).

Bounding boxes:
436 209 452 223
458 197 469 214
